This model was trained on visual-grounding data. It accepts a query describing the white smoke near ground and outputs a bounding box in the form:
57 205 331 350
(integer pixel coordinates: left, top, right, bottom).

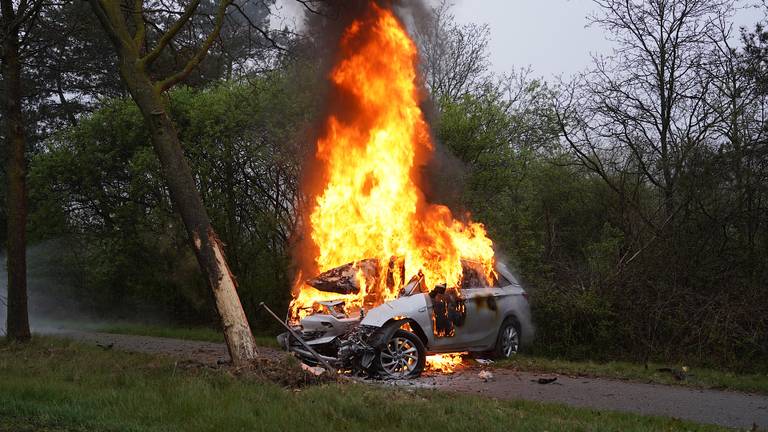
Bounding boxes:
0 241 102 336
1 239 198 337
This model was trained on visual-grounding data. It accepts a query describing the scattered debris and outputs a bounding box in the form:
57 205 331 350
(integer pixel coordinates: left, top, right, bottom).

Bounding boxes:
233 355 340 388
96 342 114 350
301 363 326 376
478 370 495 382
533 377 558 385
475 358 494 366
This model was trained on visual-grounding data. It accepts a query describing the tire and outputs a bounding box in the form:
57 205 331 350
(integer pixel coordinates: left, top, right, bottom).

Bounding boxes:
376 329 426 379
493 317 521 359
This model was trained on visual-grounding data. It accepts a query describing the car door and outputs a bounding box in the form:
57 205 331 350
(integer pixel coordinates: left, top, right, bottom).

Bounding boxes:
457 270 521 350
426 286 500 351
458 287 502 348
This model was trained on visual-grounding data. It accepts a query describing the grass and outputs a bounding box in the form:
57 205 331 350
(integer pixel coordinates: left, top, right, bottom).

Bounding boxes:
0 337 729 432
98 323 225 342
92 323 280 348
496 354 768 395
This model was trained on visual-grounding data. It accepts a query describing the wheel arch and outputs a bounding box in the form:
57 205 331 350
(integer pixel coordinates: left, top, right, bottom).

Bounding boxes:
502 313 521 327
369 318 430 349
497 313 522 341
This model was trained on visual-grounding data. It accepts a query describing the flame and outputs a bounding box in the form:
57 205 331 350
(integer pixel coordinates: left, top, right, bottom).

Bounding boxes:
426 353 466 373
290 3 496 319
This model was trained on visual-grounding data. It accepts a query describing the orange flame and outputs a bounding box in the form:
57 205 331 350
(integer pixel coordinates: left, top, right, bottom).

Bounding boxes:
426 353 466 373
290 3 496 319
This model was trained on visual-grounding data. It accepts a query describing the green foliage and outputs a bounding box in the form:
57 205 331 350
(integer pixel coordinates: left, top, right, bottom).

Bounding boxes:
28 71 318 328
433 73 768 371
530 287 621 360
21 39 768 372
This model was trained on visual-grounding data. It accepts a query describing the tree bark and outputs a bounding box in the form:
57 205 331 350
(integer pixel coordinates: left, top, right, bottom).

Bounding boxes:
106 30 257 366
1 9 31 342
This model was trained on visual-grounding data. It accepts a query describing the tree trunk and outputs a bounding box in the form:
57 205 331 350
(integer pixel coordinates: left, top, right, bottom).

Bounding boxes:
115 48 257 366
2 21 31 342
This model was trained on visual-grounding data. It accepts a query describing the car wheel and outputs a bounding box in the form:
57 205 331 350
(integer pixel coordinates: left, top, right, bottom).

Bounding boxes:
376 329 426 379
494 317 521 358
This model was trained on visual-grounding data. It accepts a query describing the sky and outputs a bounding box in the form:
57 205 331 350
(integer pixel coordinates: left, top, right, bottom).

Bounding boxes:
273 0 766 79
450 0 764 78
452 0 611 77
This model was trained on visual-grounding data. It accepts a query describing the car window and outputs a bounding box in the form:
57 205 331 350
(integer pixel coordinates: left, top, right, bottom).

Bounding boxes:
460 265 489 289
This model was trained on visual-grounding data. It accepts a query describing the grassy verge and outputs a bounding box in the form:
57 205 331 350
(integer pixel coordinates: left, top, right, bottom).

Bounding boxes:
497 354 768 395
0 337 728 432
89 323 768 395
93 323 279 348
97 323 224 342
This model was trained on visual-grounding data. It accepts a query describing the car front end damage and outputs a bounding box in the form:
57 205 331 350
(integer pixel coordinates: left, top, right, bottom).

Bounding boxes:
277 300 427 378
273 259 530 379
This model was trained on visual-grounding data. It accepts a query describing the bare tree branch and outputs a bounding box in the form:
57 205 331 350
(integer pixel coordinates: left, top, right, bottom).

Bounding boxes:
141 0 200 66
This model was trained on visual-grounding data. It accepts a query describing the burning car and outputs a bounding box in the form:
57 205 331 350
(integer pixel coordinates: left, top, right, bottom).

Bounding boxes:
278 260 529 379
275 4 528 379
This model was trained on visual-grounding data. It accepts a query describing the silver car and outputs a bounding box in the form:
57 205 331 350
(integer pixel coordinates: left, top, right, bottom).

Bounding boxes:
279 261 530 379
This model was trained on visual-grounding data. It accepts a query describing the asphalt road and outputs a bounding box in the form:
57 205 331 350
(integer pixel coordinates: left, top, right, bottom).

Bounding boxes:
413 368 768 429
50 330 768 429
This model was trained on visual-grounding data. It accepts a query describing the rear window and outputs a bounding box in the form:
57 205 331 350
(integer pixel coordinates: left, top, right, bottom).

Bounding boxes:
495 273 512 287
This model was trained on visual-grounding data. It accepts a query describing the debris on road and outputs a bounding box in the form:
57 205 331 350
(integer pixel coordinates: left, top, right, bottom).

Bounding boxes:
478 370 495 382
475 358 494 366
534 377 558 385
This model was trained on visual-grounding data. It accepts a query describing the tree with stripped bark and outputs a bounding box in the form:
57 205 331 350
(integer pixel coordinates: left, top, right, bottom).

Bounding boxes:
85 0 264 365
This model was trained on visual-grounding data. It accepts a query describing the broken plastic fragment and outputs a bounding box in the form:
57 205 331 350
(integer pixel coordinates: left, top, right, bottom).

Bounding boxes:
478 370 495 382
300 363 326 376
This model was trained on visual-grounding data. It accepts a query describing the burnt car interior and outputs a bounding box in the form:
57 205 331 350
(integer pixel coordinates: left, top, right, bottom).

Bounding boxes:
429 284 466 338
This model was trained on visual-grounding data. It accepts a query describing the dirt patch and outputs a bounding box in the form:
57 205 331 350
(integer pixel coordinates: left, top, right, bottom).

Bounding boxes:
233 356 340 388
